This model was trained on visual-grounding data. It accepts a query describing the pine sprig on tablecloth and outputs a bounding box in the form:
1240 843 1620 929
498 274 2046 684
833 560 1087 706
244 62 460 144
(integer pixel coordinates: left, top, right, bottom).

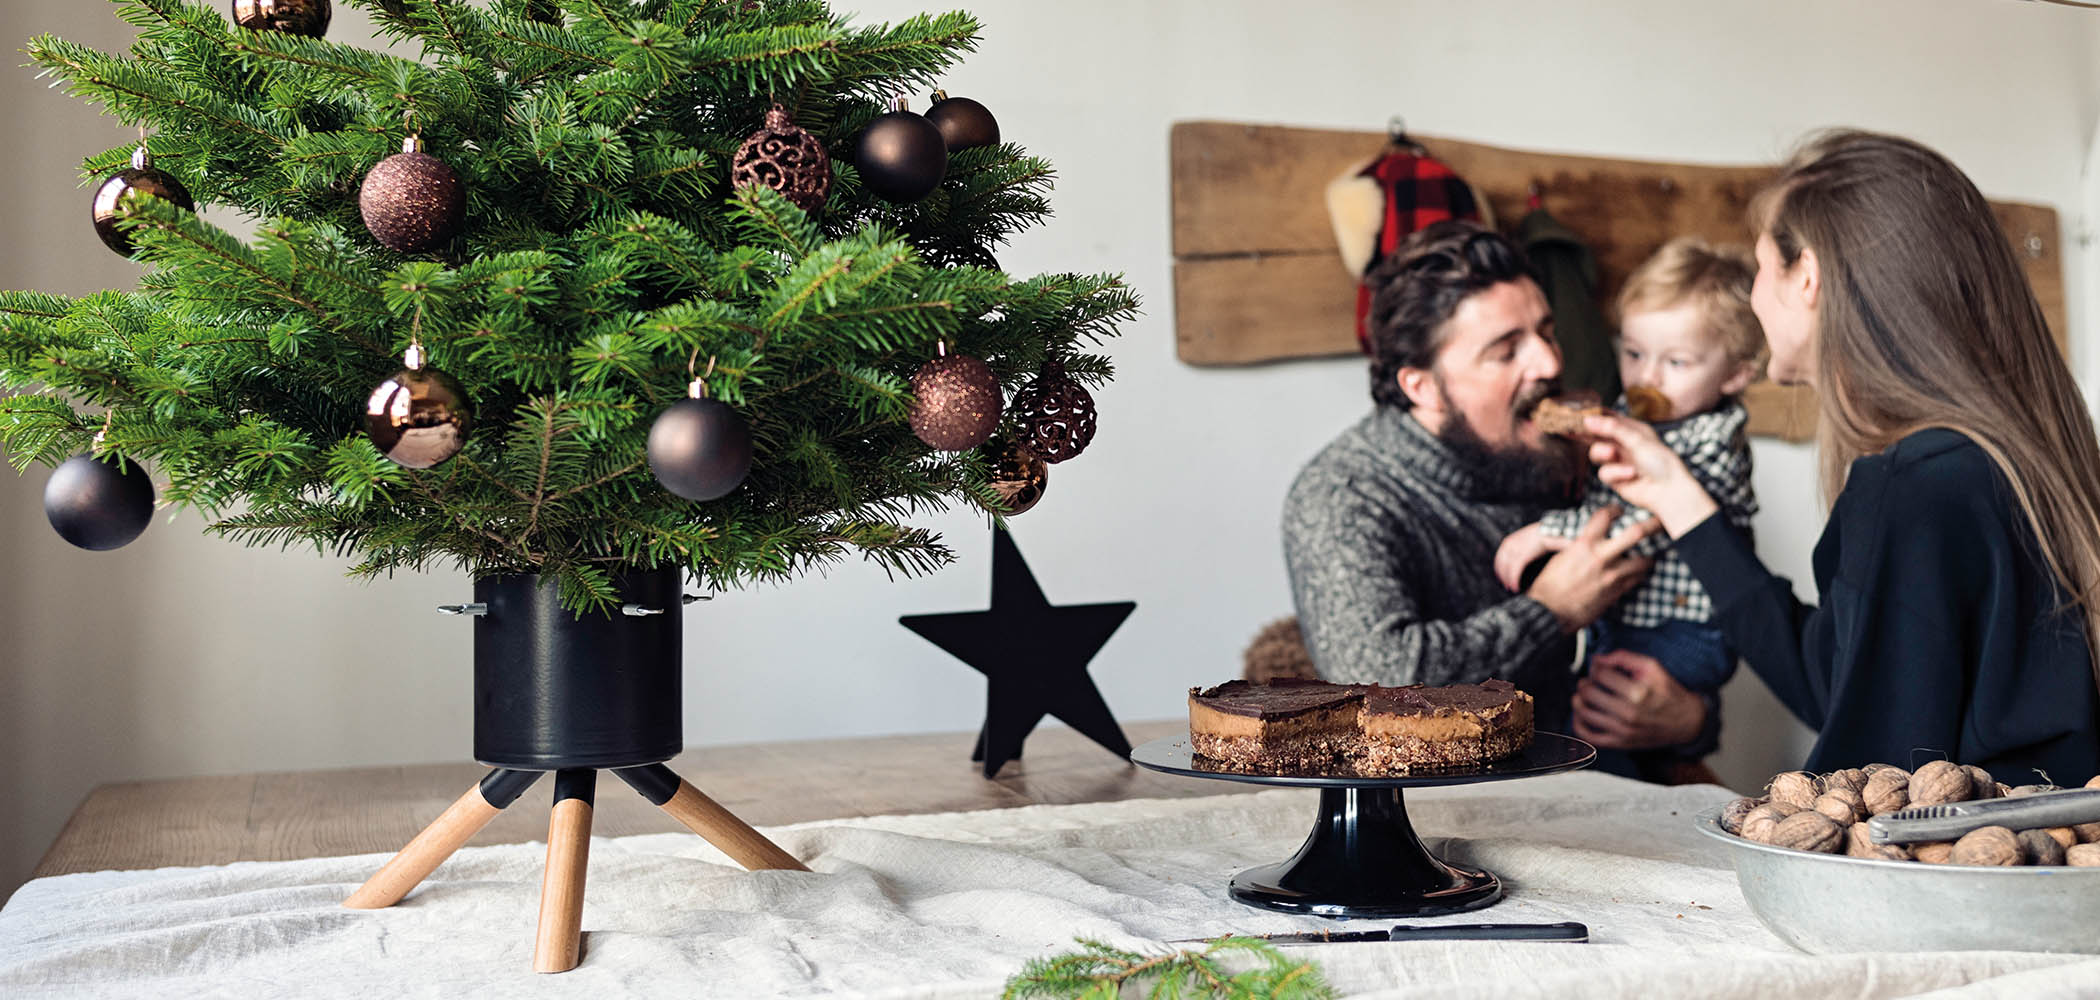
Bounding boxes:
1001 936 1337 999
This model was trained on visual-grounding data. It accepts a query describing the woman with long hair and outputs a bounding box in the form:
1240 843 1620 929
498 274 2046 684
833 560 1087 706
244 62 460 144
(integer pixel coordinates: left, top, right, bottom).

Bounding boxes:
1575 129 2100 785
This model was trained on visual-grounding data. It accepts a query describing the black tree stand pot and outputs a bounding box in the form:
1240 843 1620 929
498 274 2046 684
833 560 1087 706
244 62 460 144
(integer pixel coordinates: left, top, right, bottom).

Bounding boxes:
473 570 684 770
344 569 808 975
1130 733 1594 918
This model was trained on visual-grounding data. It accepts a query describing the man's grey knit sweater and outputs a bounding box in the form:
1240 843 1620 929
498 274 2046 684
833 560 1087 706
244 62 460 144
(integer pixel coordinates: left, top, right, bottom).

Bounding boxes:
1282 406 1577 733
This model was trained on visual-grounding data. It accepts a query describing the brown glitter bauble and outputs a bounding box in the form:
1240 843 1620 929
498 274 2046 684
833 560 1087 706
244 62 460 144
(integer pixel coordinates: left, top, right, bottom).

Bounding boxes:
359 142 467 254
909 352 1001 451
731 104 833 215
926 91 1000 152
1009 361 1097 463
92 152 194 258
974 436 1046 516
365 365 471 468
231 0 331 36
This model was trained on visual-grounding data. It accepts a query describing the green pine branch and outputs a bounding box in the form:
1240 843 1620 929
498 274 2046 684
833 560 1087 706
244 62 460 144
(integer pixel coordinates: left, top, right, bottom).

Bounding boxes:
4 0 1133 613
1002 937 1338 1000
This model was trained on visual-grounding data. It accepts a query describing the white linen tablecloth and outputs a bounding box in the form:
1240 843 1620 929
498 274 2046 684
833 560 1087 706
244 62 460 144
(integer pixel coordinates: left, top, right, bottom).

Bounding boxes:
3 770 2096 998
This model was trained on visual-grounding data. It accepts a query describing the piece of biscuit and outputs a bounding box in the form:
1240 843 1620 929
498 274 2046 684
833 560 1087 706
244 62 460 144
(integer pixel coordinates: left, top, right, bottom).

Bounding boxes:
1625 385 1674 423
1531 394 1605 436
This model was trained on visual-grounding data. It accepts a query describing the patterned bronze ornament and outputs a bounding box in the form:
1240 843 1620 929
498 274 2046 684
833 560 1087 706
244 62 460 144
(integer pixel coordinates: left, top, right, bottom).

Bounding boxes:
231 0 332 36
730 104 833 215
974 436 1046 516
1008 361 1097 463
365 346 471 469
359 136 467 255
92 146 194 258
909 349 1001 452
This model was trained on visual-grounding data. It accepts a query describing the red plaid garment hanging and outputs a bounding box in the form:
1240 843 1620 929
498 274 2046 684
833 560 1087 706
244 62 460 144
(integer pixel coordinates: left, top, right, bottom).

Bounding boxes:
1354 150 1482 352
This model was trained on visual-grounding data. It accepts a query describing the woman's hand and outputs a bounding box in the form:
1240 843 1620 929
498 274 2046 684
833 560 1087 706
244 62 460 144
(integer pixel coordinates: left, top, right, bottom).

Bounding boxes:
1582 413 1720 537
1573 649 1708 750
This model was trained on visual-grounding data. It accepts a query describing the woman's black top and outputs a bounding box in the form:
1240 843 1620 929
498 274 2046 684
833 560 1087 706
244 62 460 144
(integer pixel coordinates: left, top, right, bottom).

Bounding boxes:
1675 428 2099 786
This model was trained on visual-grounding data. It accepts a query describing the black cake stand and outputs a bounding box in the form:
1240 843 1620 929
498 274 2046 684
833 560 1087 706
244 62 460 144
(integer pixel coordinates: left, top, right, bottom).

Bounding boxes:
1130 732 1594 919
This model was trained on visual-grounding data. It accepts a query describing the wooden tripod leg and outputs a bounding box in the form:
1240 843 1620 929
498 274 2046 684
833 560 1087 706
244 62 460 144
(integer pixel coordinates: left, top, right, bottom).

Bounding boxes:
614 764 809 872
533 769 596 974
346 769 542 910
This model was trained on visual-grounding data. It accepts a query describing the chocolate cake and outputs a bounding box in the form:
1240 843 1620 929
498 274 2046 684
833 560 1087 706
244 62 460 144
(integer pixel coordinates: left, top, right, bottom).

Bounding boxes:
1187 678 1533 775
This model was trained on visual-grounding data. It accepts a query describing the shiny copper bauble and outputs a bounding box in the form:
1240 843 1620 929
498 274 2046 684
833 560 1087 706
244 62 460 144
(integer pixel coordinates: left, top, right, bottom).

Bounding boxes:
925 93 999 152
731 105 833 215
975 436 1047 516
909 352 1001 452
231 0 331 36
1008 362 1097 463
359 146 467 254
91 163 194 258
365 366 471 468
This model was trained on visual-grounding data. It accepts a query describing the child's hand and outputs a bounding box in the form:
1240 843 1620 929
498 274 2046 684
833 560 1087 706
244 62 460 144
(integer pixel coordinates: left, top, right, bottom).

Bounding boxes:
1494 521 1566 592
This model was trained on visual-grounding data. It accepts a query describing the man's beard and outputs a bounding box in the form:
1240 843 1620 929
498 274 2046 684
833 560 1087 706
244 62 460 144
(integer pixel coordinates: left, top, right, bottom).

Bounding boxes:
1434 380 1582 502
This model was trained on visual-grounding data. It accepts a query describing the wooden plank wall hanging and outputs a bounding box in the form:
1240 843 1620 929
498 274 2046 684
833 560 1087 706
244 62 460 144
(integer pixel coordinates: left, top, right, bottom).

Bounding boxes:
1170 121 2068 443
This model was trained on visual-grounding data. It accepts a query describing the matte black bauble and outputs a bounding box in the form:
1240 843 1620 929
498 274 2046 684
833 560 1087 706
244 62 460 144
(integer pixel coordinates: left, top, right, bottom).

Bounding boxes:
854 108 947 203
365 366 472 468
231 0 331 36
44 454 155 551
647 397 753 501
926 94 999 152
91 164 194 258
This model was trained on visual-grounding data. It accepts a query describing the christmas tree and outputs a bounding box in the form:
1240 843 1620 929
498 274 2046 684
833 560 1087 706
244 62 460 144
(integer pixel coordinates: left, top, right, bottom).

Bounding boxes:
1 0 1133 611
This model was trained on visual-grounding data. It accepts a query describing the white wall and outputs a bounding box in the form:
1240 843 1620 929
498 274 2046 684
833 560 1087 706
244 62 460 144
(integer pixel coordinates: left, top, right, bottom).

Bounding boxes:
2 0 2095 896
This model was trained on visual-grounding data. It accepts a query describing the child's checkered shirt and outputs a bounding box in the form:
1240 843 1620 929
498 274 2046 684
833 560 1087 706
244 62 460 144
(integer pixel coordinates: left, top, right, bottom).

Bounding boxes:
1539 398 1757 627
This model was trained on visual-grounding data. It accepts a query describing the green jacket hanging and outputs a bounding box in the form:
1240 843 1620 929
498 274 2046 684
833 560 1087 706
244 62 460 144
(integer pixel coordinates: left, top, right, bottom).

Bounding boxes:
1518 208 1620 401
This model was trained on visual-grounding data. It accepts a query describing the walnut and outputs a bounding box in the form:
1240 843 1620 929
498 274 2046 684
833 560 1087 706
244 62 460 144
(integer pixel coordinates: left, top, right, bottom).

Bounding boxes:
2072 821 2100 844
1823 768 1870 796
1740 802 1801 843
2042 827 2079 850
1997 782 2014 798
1914 841 1955 864
2087 776 2100 790
1909 760 1973 806
1813 788 1867 825
1719 797 1761 836
2069 843 2100 867
1770 811 1844 853
1965 767 2001 797
1767 771 1824 810
1844 821 1912 861
1950 825 2021 866
1861 770 1910 816
2018 829 2068 866
1862 762 1907 777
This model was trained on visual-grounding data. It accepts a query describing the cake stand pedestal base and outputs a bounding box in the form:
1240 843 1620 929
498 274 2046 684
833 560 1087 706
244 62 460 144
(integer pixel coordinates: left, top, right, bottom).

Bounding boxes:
1229 786 1499 918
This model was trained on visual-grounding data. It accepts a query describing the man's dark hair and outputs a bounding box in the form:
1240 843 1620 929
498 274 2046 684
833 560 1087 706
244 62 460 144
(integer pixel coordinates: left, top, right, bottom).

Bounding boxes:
1365 220 1542 408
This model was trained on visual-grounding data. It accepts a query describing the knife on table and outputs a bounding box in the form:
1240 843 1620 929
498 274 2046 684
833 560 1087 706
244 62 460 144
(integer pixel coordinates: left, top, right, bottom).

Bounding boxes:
1171 921 1589 945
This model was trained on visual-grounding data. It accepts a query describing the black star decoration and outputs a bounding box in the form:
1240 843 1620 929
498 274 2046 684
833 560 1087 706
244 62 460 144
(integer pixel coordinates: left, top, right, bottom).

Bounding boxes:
901 527 1135 778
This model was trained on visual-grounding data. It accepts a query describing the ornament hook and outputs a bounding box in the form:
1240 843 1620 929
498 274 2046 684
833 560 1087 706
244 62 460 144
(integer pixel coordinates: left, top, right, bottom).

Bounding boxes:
686 352 716 399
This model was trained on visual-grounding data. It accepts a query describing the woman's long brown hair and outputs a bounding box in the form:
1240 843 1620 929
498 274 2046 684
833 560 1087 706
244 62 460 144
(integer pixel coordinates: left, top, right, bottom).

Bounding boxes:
1756 129 2100 687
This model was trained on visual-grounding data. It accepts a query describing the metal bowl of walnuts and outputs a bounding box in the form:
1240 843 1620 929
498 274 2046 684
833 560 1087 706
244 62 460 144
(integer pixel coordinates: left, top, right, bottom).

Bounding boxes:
1695 766 2100 955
